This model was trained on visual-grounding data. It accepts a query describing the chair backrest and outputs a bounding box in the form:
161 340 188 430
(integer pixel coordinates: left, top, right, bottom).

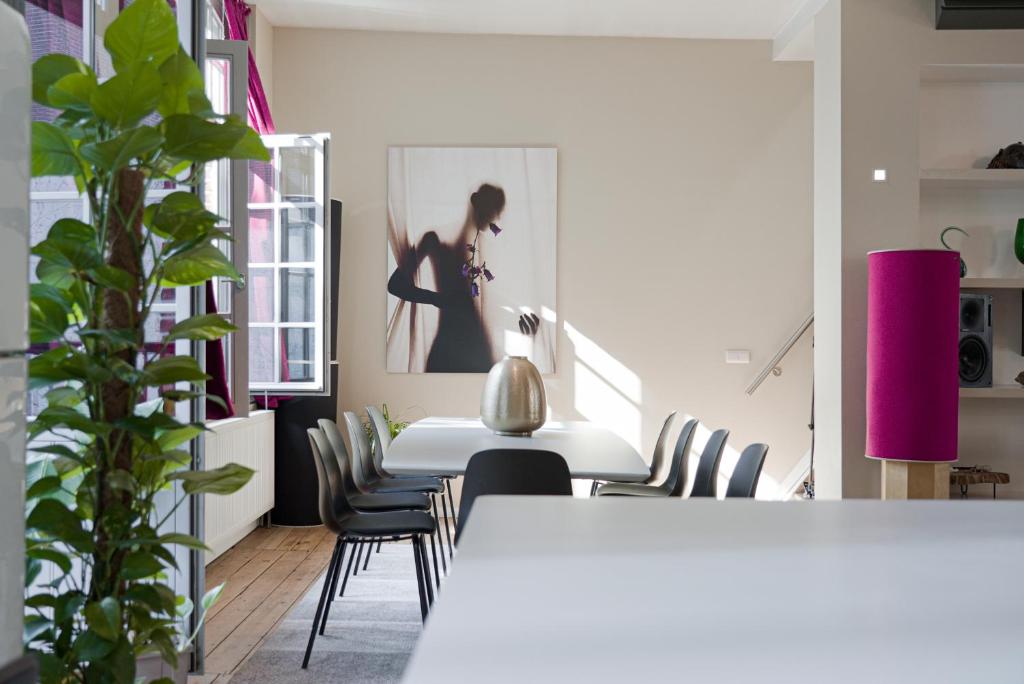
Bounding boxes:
688 429 730 498
366 405 392 473
319 418 368 493
725 443 769 498
307 427 355 535
664 418 699 497
647 411 678 485
456 449 572 544
344 411 385 481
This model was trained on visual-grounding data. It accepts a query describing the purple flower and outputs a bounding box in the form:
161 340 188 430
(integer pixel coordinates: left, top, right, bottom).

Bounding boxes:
483 268 494 282
461 263 470 277
471 282 480 297
489 223 502 236
470 266 481 277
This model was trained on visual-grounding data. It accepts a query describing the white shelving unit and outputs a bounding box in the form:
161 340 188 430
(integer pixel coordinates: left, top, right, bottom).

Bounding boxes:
920 169 1024 191
960 276 1024 290
960 385 1024 399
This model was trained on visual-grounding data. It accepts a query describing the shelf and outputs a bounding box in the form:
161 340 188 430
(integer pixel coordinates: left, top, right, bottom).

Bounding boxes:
920 169 1024 190
960 385 1024 399
960 277 1024 289
921 64 1024 83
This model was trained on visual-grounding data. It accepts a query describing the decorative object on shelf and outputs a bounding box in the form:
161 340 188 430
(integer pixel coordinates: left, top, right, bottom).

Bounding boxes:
949 467 1009 499
23 0 265 679
866 250 960 499
480 356 547 436
940 226 969 277
386 146 557 374
987 142 1024 169
363 402 411 451
1015 218 1024 265
1016 371 1024 387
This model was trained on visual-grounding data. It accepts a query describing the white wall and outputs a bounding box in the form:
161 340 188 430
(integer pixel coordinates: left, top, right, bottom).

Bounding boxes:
272 29 815 495
813 0 1024 498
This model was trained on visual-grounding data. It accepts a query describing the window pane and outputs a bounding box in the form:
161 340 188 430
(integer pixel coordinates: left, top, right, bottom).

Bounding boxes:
280 146 314 201
249 328 275 383
249 209 274 262
26 0 85 124
250 159 274 204
281 207 314 262
249 268 274 322
280 268 314 322
282 328 314 382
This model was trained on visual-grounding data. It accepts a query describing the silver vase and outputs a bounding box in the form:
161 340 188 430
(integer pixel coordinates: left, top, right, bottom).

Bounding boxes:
480 356 547 436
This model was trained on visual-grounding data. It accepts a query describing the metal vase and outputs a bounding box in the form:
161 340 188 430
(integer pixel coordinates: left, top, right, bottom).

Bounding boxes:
480 356 547 436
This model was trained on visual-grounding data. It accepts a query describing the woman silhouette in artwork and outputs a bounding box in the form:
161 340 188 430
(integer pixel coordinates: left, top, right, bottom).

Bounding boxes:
388 183 540 372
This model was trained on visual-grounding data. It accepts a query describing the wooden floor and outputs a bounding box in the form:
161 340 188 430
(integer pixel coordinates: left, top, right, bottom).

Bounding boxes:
189 525 336 683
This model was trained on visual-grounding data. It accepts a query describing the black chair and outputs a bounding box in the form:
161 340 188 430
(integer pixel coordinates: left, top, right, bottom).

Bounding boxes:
596 418 699 497
688 429 730 498
316 418 435 579
303 428 436 669
365 406 459 558
725 443 769 498
456 449 572 544
589 411 676 496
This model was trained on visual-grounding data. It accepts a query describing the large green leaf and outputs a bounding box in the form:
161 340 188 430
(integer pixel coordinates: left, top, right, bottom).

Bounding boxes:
84 598 121 642
143 355 209 386
144 191 221 241
91 61 162 129
32 121 82 178
80 126 163 172
26 547 73 576
31 218 101 272
32 54 88 106
168 462 255 495
29 284 71 344
72 630 114 661
120 551 165 581
47 71 99 112
157 532 209 551
103 0 179 73
158 47 205 118
229 127 270 162
25 499 93 552
161 114 248 163
162 244 240 286
165 314 237 342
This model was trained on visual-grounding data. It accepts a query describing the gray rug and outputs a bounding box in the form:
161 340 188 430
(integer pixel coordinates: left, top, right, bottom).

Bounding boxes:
231 542 427 683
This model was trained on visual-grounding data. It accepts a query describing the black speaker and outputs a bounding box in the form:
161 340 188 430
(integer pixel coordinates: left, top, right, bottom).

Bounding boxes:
959 293 992 388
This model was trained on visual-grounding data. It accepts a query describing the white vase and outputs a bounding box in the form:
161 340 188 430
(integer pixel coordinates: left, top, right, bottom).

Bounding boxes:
480 356 546 437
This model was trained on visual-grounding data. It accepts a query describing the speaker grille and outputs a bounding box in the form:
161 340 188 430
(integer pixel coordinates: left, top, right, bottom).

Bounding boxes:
959 335 989 384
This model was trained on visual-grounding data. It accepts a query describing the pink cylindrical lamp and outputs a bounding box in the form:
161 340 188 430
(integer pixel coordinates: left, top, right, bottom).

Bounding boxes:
866 250 959 464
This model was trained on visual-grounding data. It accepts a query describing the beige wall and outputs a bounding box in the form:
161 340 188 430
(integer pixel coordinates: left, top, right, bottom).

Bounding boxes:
250 5 274 113
813 0 1024 498
272 29 814 496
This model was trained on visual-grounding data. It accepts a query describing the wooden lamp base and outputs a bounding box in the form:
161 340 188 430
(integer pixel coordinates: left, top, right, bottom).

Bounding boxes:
881 461 951 500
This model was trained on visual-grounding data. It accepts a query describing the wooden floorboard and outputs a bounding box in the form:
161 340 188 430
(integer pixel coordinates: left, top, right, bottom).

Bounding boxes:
191 521 450 681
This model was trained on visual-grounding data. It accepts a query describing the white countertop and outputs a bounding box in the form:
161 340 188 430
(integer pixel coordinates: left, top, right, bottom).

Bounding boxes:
403 497 1024 683
385 417 649 481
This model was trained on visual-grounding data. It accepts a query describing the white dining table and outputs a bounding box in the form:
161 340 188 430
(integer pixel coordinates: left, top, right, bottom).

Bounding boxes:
402 496 1024 683
384 417 650 482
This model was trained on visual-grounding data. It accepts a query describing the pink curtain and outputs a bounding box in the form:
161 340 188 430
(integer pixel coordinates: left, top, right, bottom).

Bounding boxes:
224 0 276 135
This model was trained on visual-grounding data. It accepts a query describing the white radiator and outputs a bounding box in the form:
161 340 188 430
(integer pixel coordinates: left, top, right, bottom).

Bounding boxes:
203 410 275 562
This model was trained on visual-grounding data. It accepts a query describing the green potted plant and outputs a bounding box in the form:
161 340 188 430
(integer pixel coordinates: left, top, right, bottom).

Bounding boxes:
23 0 268 681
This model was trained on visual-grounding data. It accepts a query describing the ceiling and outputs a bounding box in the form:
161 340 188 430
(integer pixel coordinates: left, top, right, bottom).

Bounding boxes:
253 0 811 40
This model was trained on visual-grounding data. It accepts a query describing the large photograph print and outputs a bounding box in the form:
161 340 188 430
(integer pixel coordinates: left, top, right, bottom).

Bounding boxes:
387 147 557 374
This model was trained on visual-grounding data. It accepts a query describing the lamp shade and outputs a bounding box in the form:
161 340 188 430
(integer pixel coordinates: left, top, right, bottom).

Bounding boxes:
866 250 959 463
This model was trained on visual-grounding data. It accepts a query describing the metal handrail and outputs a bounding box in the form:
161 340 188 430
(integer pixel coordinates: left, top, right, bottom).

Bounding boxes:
745 313 814 395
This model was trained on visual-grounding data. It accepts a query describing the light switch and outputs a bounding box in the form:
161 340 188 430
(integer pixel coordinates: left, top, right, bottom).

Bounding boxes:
873 169 887 182
725 350 751 365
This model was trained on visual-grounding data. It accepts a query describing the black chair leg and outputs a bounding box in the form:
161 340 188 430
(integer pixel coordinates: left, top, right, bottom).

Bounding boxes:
302 538 341 668
439 490 455 562
445 479 457 539
431 495 448 575
377 538 383 553
318 538 347 635
590 480 599 497
412 536 428 622
427 515 441 589
339 540 359 597
419 533 435 606
362 537 374 572
353 540 364 577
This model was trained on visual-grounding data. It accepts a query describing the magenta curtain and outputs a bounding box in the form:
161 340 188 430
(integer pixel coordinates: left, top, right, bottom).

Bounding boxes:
225 0 276 135
205 282 236 419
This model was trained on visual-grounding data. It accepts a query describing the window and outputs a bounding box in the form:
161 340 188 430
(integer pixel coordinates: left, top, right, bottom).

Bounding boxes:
247 134 331 394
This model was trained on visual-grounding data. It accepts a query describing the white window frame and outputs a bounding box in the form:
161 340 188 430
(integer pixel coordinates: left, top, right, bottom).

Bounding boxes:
248 133 331 395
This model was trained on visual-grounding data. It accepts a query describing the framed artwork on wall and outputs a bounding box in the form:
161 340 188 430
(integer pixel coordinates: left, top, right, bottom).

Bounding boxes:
386 146 557 374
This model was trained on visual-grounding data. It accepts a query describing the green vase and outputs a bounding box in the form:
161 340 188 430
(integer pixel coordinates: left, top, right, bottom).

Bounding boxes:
1016 218 1024 266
